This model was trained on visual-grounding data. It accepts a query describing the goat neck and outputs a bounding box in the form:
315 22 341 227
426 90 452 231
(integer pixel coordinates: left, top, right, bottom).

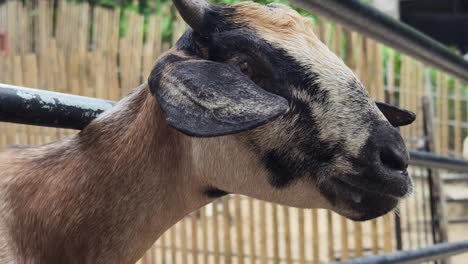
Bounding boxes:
0 84 216 264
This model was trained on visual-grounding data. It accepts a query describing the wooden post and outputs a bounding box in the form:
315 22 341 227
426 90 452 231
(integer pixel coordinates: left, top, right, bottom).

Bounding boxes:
422 71 449 263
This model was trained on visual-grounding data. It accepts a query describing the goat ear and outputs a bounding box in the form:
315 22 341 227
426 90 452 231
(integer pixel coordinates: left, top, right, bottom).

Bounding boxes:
148 53 289 137
376 101 416 127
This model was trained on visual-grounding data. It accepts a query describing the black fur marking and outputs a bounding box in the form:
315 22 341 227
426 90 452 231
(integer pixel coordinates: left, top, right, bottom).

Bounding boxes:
263 150 299 188
201 5 238 33
184 20 337 188
318 124 409 220
349 123 411 197
319 177 399 221
151 9 344 188
148 43 289 137
204 187 229 198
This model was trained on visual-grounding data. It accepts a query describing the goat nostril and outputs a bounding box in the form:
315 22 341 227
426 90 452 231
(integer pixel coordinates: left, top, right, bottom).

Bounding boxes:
379 147 407 171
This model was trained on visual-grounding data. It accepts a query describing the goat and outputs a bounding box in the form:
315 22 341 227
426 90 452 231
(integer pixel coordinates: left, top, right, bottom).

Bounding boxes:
0 0 416 263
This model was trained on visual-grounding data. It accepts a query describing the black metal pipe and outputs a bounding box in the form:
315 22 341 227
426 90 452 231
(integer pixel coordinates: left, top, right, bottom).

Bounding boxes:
409 152 468 172
448 218 468 225
331 240 468 264
290 0 468 83
0 83 115 130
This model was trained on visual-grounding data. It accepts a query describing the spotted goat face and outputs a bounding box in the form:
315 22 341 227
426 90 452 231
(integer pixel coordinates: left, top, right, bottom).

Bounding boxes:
149 0 416 221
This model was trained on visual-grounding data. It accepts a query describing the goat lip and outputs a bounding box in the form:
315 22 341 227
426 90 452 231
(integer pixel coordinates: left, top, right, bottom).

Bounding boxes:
327 177 400 221
331 177 402 200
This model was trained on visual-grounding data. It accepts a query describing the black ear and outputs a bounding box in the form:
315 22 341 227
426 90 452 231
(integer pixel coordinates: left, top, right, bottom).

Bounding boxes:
148 53 289 137
376 101 416 127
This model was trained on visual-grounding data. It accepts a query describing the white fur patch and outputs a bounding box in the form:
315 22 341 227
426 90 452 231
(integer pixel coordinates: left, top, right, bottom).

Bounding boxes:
236 3 378 157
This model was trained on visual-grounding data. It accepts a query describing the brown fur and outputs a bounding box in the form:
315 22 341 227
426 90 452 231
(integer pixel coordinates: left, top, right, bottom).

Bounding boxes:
234 2 315 37
0 83 329 263
0 84 195 263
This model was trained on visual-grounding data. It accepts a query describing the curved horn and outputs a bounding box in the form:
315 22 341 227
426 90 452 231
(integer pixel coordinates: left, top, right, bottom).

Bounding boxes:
173 0 209 32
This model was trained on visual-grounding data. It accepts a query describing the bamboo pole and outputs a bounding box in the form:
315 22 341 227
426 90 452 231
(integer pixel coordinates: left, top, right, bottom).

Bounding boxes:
282 206 292 264
213 202 221 264
235 195 245 264
435 71 443 154
260 202 267 264
13 55 28 144
353 220 363 257
248 199 256 264
223 197 232 264
312 209 320 264
201 207 209 264
327 211 334 260
340 217 350 260
454 80 462 156
383 213 393 253
441 73 449 156
160 230 167 263
191 213 199 264
6 1 17 54
371 219 379 255
376 43 386 102
298 209 306 264
181 218 188 264
170 227 177 264
272 204 279 263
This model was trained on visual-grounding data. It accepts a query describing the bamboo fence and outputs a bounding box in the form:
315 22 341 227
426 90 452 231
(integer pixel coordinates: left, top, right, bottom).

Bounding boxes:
0 1 467 263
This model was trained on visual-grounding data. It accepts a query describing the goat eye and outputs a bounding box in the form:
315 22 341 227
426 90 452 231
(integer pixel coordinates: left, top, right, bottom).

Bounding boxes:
239 62 252 78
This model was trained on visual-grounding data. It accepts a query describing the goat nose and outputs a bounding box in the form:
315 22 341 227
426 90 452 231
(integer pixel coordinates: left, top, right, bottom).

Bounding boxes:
379 144 408 171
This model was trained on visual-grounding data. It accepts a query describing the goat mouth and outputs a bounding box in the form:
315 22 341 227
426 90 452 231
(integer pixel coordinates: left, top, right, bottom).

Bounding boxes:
333 176 408 199
322 177 400 221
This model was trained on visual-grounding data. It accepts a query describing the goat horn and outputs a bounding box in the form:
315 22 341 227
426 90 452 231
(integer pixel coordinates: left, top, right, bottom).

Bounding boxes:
173 0 209 32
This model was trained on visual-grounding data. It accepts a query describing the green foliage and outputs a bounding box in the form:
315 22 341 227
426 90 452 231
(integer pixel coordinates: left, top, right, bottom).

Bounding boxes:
73 0 316 42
